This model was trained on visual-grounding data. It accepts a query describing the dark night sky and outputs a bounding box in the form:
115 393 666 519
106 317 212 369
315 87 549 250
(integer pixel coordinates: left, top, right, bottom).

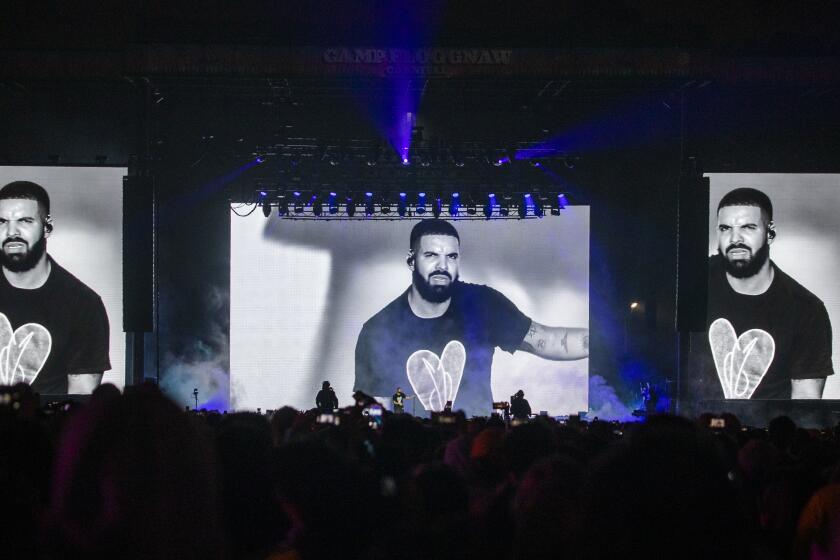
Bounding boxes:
4 1 840 54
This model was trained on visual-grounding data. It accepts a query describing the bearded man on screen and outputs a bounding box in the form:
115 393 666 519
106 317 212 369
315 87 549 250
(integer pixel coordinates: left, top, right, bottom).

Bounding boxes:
354 218 588 417
705 187 833 400
0 181 110 394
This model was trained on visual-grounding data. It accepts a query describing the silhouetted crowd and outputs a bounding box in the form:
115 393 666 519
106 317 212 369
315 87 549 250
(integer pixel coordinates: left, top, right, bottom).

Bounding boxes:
2 381 840 560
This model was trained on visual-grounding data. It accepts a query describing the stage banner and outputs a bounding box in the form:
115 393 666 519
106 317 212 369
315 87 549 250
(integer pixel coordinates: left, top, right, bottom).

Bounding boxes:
231 214 589 416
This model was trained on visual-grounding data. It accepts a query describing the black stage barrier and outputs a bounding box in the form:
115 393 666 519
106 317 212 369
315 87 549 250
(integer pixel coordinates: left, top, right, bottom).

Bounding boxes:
698 399 840 429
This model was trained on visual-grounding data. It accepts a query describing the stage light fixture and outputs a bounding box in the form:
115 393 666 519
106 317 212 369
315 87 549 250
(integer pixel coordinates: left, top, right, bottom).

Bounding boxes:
533 197 544 218
483 195 493 218
293 192 303 214
432 196 442 218
278 199 289 216
364 192 375 216
346 196 356 217
312 195 323 216
378 192 390 215
449 192 460 217
416 192 426 215
518 195 528 219
261 199 271 217
398 192 407 217
557 193 568 209
328 192 339 214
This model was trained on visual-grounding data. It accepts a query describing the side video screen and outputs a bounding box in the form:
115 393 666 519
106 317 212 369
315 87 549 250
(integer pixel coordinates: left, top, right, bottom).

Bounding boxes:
693 173 839 400
0 166 124 391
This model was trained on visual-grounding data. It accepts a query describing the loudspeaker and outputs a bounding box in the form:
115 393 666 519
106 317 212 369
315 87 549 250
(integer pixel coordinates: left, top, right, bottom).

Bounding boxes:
676 174 709 332
123 176 154 332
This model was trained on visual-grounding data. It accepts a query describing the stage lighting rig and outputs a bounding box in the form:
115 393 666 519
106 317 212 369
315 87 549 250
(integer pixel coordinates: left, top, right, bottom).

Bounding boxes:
238 188 570 220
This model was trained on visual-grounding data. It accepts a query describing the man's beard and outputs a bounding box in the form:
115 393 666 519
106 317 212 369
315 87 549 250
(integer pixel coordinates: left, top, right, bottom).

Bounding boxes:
1 236 47 273
412 268 458 303
720 240 770 279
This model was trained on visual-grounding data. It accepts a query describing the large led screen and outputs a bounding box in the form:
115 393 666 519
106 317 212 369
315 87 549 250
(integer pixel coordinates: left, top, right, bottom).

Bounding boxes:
230 212 589 416
693 173 840 400
0 166 125 391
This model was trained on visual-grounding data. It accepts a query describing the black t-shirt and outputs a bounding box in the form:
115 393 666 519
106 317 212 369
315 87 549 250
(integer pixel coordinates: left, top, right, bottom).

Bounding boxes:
702 254 833 399
0 258 111 394
354 281 532 418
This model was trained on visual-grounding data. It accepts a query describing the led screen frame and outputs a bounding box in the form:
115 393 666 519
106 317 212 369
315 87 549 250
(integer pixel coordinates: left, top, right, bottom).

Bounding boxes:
705 173 840 399
0 166 125 389
230 212 590 415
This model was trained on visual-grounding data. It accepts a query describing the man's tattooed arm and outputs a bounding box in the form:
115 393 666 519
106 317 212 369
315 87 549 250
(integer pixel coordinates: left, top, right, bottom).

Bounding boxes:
519 321 589 360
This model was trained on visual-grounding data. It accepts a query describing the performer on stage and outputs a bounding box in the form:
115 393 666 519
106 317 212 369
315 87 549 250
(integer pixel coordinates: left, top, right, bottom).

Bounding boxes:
392 386 414 414
315 380 339 412
0 181 110 394
509 389 531 420
702 187 834 399
354 218 588 418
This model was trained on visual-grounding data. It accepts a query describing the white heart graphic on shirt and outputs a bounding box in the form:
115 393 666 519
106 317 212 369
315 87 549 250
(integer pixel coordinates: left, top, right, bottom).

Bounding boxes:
406 340 466 412
0 313 52 386
709 318 774 399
